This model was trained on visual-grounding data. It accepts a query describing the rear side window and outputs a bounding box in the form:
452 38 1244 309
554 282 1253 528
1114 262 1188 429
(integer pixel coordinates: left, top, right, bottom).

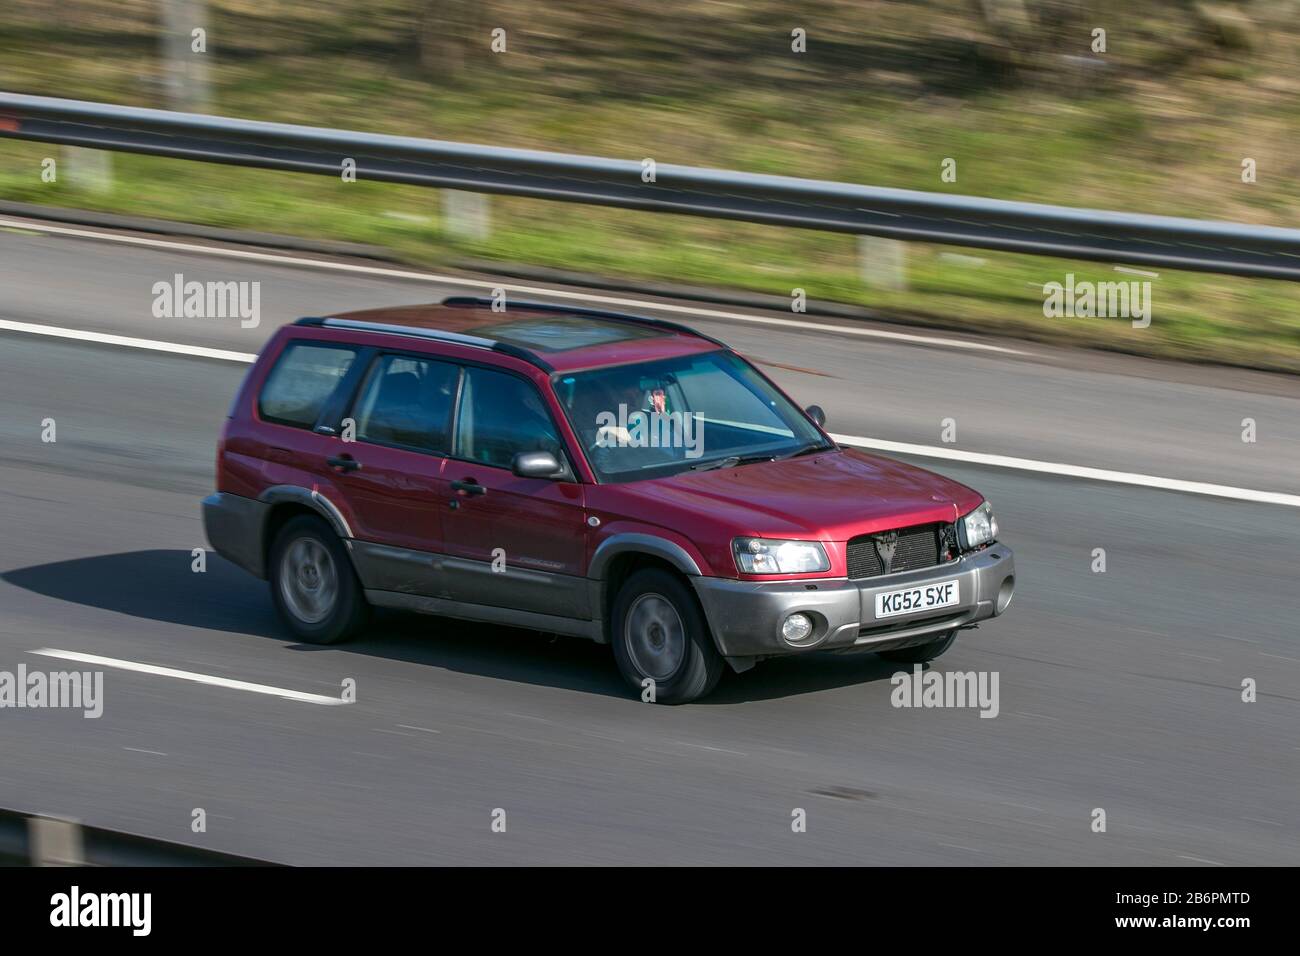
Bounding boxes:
258 343 357 429
350 354 459 453
453 366 565 469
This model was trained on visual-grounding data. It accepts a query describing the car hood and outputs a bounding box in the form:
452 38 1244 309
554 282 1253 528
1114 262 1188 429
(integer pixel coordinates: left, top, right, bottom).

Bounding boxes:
608 447 983 540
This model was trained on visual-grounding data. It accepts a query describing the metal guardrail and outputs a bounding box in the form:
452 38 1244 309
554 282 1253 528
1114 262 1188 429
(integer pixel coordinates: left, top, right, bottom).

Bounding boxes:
0 808 278 866
2 92 1300 280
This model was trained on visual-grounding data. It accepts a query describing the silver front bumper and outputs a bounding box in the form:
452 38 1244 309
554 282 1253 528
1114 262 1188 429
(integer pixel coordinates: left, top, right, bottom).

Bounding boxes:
692 545 1015 660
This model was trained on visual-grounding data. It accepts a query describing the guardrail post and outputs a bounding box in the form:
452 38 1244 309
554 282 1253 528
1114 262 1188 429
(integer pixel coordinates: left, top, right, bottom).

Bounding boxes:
28 815 84 866
442 190 491 242
160 0 212 113
59 146 114 195
858 236 908 292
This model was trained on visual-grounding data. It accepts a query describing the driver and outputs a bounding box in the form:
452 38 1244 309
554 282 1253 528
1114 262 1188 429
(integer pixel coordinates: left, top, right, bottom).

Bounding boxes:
589 379 679 475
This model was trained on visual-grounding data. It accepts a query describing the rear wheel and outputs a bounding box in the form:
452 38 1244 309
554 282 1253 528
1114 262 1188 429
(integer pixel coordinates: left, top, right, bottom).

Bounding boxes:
269 514 369 644
611 568 724 704
877 629 957 664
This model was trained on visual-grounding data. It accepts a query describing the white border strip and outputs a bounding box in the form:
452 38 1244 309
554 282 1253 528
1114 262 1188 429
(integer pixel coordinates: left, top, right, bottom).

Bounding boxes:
831 433 1300 508
31 648 348 706
0 318 256 363
0 215 1026 355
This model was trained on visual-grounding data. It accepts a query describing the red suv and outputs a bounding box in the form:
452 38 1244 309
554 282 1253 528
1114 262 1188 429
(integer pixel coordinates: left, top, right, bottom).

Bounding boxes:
203 298 1015 703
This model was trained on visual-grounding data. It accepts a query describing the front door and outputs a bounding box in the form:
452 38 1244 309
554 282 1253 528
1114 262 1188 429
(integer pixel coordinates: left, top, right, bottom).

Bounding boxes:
440 364 589 620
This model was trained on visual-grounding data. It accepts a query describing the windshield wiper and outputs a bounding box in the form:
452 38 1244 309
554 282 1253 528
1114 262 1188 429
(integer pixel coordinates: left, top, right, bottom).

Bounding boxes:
774 442 834 460
689 453 774 472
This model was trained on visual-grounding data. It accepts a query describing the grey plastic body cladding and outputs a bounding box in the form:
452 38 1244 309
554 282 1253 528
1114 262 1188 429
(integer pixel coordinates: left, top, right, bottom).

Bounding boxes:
203 491 1014 670
364 590 603 642
349 540 592 622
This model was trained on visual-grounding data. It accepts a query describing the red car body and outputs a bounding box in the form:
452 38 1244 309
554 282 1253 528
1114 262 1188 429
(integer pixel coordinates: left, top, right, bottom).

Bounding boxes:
204 298 1015 702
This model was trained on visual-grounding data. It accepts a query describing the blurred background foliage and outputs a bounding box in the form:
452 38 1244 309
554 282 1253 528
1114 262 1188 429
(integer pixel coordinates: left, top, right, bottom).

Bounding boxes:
1 0 1299 369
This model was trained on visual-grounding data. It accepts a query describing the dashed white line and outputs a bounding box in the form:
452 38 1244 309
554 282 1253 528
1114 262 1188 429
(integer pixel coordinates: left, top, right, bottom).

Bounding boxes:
675 742 748 756
937 842 983 853
31 648 348 706
0 215 1025 355
396 724 441 735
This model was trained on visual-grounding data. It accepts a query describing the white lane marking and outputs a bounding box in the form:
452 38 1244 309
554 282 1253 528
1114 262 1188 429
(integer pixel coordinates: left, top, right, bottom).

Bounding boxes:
31 648 348 706
396 724 441 735
675 742 748 756
0 215 1025 355
1241 816 1285 827
123 747 167 756
831 433 1300 508
0 313 1292 508
0 317 257 363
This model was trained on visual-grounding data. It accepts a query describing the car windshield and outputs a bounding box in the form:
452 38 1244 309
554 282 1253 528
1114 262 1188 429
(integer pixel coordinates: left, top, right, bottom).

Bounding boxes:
553 350 831 483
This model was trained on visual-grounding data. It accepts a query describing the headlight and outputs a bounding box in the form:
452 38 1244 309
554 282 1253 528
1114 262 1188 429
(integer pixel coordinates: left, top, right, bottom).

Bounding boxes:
733 537 830 574
957 501 998 551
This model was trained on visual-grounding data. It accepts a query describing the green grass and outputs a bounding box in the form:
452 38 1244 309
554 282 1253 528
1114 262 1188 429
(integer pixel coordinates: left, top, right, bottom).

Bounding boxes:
2 3 1300 372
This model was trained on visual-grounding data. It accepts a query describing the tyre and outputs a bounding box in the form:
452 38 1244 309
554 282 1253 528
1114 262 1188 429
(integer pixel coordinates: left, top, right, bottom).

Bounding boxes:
268 514 369 644
877 629 957 664
611 568 725 704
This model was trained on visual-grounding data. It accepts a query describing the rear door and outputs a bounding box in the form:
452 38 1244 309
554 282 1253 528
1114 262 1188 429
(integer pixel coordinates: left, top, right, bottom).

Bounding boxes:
440 364 590 620
323 351 459 595
248 338 365 510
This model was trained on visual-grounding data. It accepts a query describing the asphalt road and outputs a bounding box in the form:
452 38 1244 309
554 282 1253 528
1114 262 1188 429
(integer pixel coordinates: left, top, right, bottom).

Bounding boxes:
0 221 1296 865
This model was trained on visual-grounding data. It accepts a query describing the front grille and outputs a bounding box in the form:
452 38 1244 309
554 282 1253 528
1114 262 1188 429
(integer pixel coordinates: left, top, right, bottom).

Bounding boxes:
845 522 952 579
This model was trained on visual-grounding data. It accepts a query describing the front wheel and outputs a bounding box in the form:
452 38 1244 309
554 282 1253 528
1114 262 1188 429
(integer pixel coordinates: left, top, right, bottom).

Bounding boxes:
611 569 724 704
269 514 369 644
877 629 957 664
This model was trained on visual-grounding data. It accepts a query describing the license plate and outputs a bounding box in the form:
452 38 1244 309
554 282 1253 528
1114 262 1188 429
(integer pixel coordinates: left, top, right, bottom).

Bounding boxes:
875 579 960 619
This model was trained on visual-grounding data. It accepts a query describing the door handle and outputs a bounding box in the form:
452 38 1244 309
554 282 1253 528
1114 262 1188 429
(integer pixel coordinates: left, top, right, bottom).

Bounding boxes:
450 479 486 496
327 454 361 472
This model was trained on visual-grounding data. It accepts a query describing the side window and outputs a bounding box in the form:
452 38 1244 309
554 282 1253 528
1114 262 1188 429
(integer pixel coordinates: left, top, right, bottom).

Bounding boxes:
258 343 357 429
350 354 459 453
453 366 565 469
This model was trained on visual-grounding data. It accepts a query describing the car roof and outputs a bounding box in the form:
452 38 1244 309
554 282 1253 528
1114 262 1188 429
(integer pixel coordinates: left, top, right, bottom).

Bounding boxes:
305 297 725 374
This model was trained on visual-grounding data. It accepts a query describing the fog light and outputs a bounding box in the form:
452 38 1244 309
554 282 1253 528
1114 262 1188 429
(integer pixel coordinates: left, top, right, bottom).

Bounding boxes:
782 612 814 643
996 576 1015 615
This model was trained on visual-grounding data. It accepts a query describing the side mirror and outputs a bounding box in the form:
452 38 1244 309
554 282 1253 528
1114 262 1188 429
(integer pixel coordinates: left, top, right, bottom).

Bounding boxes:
806 404 826 427
511 450 563 479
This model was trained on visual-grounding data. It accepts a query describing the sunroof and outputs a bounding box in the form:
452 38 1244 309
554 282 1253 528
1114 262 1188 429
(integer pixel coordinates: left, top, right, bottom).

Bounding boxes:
477 315 667 352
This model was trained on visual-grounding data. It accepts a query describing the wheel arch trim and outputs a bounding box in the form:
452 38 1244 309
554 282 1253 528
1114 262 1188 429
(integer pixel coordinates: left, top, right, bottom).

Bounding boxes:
259 485 354 540
588 533 703 580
